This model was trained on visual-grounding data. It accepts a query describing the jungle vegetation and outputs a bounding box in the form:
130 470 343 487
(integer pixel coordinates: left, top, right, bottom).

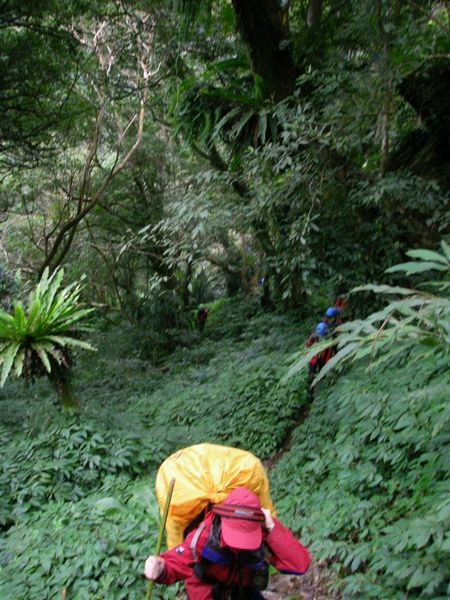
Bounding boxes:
0 1 449 598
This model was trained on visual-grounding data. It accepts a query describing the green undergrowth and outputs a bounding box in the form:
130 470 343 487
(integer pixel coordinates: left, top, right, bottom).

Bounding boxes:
0 477 181 600
271 354 450 599
2 298 448 599
0 305 308 600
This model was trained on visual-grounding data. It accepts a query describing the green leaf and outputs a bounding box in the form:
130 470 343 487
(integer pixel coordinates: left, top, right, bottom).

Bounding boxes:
406 249 449 265
13 304 27 334
27 298 42 331
32 344 52 373
210 57 247 72
386 261 447 274
315 341 360 382
211 106 241 140
94 497 124 514
259 113 268 144
408 568 430 589
353 284 415 295
282 338 337 383
0 342 20 386
230 109 254 139
394 414 416 430
440 240 450 260
13 348 26 378
43 336 96 351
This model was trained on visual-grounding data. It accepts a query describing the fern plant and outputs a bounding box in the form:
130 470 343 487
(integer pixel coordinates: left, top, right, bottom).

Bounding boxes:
0 268 95 409
284 240 450 384
174 60 281 152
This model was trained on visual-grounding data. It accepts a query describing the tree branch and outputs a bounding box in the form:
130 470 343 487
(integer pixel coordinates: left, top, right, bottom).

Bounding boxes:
38 102 145 277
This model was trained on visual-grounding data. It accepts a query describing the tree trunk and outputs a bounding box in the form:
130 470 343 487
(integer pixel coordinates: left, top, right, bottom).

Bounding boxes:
183 259 193 307
38 103 145 278
231 0 298 100
307 0 324 27
375 0 393 176
50 371 79 411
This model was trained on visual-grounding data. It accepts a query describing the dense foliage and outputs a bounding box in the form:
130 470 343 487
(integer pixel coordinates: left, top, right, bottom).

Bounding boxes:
2 1 449 322
274 244 450 598
273 357 450 599
0 305 306 599
285 241 450 384
1 1 450 599
1 287 449 598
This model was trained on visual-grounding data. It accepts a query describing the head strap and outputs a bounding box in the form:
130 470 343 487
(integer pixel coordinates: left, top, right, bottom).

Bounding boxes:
211 503 265 522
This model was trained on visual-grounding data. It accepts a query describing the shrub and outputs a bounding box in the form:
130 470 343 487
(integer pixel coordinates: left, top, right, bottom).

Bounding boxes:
271 359 450 599
274 240 450 598
0 477 180 600
0 420 166 529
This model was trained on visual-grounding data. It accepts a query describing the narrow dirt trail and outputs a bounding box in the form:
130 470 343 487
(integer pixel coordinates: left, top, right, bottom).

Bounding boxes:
264 565 340 599
176 565 339 600
263 401 311 471
262 404 341 600
176 404 341 599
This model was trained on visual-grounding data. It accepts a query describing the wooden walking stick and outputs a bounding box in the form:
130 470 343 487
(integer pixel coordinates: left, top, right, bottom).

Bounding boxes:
145 478 175 600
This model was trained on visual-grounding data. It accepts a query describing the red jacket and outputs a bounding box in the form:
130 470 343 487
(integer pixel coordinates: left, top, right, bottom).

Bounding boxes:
306 335 335 367
305 335 320 367
156 511 310 600
306 335 336 368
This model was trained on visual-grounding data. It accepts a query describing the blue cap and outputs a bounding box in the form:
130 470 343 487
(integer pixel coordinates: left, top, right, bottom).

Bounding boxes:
315 322 329 338
325 306 341 318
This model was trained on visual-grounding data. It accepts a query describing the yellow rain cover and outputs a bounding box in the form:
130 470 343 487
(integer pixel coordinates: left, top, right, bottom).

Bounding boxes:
156 443 275 548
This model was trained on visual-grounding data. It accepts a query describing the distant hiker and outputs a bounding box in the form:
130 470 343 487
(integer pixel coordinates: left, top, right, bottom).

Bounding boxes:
324 306 343 329
334 295 346 315
333 277 349 322
197 306 209 331
305 321 331 403
324 305 345 364
144 487 310 600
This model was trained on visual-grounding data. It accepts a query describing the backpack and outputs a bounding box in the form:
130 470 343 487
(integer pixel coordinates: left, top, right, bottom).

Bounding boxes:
155 443 275 548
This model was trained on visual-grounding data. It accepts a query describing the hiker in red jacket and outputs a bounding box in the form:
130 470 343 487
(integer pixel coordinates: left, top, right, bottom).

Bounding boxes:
144 487 311 600
305 305 345 403
305 321 332 403
324 306 343 329
198 306 209 332
334 296 346 316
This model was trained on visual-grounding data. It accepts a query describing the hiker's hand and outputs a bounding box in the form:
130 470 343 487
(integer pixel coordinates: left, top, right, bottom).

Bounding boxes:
261 508 275 532
144 556 165 580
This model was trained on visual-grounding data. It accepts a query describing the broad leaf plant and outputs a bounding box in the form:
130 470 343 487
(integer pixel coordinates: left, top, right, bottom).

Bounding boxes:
0 268 95 409
284 240 450 385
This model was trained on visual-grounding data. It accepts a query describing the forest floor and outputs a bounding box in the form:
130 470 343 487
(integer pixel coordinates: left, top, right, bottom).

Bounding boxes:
175 565 339 600
173 565 339 600
262 403 341 600
3 307 336 600
265 565 340 600
3 302 446 599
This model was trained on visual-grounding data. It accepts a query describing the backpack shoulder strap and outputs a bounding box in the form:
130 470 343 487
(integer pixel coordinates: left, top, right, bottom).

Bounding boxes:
190 521 207 562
